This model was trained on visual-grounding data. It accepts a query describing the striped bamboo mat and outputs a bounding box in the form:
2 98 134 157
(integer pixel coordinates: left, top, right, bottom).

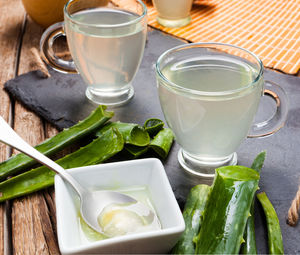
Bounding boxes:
146 0 300 74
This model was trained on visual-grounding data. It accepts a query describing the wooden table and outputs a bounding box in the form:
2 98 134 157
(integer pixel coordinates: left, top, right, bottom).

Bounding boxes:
0 0 299 254
0 0 60 254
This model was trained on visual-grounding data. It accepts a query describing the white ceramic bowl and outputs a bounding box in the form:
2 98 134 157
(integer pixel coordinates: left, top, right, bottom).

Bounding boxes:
55 158 185 254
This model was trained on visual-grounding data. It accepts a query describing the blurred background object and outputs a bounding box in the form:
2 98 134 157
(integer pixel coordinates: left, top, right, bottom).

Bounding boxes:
21 0 68 28
152 0 193 27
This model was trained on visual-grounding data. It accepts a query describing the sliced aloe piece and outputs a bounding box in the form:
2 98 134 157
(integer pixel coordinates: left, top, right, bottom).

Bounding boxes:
144 118 164 136
96 122 150 147
150 128 174 159
123 144 149 159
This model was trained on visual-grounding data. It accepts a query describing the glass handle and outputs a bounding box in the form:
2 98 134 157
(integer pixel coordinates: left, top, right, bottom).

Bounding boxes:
40 22 77 74
248 80 288 138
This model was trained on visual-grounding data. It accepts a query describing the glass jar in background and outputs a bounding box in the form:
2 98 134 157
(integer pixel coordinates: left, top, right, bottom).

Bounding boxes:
152 0 193 28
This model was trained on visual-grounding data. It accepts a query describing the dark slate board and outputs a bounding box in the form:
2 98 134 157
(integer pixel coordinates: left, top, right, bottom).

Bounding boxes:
4 29 300 254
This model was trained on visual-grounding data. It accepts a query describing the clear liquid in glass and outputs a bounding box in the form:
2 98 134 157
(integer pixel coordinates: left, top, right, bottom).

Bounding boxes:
158 56 263 173
65 8 147 105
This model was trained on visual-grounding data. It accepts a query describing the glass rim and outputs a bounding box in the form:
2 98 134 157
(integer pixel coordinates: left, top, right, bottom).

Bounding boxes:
156 42 264 96
64 0 147 28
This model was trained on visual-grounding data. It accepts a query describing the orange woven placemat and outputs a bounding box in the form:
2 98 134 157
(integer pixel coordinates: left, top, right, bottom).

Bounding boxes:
146 0 300 74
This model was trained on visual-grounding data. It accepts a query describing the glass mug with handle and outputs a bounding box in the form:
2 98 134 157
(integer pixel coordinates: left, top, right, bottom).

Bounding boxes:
156 43 288 177
40 0 147 106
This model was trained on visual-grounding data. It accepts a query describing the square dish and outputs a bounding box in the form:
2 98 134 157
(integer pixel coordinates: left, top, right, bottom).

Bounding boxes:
55 158 185 254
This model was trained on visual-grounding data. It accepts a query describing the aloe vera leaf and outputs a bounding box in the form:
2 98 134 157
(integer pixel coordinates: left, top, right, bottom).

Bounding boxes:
0 106 113 181
144 118 164 136
96 122 150 146
150 128 174 159
241 151 266 254
172 184 210 255
195 166 260 254
123 144 149 159
257 192 284 255
0 129 124 202
124 128 174 159
251 151 266 173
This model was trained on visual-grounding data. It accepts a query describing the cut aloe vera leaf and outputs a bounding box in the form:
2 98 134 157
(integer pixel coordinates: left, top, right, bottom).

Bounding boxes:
195 166 260 255
172 184 210 255
123 144 148 159
0 106 113 180
123 128 174 159
241 151 266 255
96 122 150 147
0 129 124 202
144 118 164 136
257 192 284 255
150 128 174 159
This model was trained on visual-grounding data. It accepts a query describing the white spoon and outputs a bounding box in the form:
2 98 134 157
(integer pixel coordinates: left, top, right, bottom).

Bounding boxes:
0 116 154 234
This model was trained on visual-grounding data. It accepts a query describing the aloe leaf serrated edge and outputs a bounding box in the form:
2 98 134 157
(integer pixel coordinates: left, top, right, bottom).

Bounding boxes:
0 106 113 180
0 129 124 202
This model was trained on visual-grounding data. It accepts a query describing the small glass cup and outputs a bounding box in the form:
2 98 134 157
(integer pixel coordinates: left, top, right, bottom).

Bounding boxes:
152 0 193 28
156 43 288 177
40 0 147 106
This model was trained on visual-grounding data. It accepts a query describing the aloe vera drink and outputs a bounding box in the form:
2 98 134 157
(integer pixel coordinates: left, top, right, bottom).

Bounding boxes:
64 7 147 105
158 56 263 166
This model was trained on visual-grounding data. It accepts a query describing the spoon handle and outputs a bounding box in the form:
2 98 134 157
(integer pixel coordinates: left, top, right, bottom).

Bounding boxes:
0 116 86 196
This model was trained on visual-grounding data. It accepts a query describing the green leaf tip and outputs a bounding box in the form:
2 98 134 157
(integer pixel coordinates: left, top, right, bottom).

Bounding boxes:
217 165 260 181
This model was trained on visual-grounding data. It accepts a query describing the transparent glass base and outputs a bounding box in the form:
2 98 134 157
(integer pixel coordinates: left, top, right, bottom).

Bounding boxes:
178 149 238 178
156 16 191 28
85 85 134 107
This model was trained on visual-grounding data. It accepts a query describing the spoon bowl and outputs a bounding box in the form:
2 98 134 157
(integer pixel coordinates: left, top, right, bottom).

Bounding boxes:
80 190 155 234
0 116 154 234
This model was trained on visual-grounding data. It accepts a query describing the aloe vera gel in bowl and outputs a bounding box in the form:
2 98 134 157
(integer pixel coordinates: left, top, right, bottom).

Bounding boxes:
55 159 185 254
79 185 161 242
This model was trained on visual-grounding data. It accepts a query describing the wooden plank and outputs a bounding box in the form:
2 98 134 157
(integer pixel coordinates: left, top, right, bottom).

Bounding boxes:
0 0 27 254
11 14 60 255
